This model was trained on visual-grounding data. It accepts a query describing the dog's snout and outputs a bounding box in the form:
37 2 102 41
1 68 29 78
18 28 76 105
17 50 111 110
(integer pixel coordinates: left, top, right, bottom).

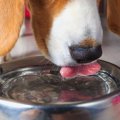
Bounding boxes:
69 45 102 63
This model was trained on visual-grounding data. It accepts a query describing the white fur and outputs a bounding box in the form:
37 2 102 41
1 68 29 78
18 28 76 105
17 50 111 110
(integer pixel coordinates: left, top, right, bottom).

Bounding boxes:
48 0 103 66
10 35 39 59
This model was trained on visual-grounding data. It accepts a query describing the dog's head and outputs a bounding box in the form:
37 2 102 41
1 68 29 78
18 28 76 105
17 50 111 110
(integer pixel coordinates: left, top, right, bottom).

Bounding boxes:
29 0 103 66
0 0 120 67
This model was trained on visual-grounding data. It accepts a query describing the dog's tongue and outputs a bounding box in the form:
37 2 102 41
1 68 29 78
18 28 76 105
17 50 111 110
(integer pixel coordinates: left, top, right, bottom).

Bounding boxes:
60 61 101 78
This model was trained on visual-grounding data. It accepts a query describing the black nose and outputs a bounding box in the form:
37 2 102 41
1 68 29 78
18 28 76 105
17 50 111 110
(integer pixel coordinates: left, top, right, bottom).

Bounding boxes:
69 45 102 63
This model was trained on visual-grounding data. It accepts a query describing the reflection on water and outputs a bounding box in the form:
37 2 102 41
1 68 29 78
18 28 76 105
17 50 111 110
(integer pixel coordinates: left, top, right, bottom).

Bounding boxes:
0 65 118 104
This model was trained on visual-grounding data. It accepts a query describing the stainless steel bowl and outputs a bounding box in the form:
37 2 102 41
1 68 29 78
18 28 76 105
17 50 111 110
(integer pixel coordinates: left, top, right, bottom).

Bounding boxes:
0 56 120 120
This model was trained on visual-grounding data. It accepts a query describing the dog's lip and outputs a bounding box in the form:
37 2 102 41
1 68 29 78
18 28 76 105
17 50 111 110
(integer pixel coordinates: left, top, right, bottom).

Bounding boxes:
60 60 101 78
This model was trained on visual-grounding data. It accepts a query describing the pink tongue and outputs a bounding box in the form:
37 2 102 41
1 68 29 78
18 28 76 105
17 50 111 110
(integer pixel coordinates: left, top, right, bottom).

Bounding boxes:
60 62 101 78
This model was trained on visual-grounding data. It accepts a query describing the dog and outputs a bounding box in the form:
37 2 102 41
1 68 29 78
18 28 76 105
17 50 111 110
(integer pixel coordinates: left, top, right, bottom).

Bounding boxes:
0 0 120 77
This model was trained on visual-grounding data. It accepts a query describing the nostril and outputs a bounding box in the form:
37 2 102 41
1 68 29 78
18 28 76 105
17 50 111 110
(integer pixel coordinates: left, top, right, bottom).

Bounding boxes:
69 45 102 63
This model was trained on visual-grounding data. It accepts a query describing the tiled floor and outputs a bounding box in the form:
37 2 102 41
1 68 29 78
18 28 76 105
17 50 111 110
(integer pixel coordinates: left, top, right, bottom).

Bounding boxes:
11 19 120 67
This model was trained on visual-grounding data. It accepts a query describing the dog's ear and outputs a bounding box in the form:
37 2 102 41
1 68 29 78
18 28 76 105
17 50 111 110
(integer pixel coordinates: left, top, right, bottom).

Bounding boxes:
107 0 120 35
0 0 25 56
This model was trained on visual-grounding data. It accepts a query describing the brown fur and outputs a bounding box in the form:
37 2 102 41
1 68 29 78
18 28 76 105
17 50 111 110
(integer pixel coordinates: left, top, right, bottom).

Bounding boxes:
107 0 120 35
29 0 52 57
29 0 69 57
97 0 101 7
80 39 97 47
51 0 69 17
0 0 25 56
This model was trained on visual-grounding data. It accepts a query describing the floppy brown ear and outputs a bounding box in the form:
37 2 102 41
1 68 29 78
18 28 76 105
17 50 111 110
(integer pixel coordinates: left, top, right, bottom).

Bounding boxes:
0 0 25 56
107 0 120 35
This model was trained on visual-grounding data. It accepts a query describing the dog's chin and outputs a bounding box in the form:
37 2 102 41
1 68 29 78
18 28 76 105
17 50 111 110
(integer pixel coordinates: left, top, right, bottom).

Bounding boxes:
60 60 101 78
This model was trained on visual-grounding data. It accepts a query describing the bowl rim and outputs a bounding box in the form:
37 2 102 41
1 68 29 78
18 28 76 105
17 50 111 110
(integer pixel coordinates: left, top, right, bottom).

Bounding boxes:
0 58 120 110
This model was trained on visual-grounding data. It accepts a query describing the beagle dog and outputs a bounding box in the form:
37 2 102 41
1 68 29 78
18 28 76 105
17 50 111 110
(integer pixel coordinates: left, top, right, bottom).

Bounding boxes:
0 0 120 77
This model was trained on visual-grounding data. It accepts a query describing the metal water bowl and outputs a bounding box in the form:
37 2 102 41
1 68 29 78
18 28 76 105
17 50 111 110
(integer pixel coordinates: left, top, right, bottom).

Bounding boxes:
0 56 120 120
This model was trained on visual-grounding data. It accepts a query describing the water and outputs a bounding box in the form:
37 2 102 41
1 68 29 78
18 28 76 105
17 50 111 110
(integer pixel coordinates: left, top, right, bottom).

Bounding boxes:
0 66 119 104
